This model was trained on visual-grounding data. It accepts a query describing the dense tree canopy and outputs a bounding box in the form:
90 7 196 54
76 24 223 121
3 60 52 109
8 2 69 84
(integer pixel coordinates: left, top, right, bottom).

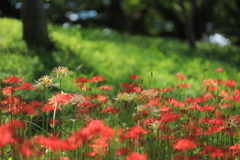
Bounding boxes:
1 0 239 47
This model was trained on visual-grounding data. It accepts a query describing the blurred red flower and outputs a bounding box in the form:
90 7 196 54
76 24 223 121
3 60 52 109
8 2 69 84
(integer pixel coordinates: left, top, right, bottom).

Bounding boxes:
175 72 187 80
215 67 224 72
225 80 237 88
90 75 105 82
126 152 147 160
130 75 140 80
73 77 89 83
173 139 197 151
98 85 113 91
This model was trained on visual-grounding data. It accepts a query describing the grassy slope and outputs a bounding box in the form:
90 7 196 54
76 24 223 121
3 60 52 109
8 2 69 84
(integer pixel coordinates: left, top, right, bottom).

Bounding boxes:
0 18 240 97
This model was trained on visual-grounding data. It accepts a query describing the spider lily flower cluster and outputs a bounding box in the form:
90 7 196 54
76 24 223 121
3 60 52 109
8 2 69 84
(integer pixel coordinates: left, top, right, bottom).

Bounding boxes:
1 66 240 160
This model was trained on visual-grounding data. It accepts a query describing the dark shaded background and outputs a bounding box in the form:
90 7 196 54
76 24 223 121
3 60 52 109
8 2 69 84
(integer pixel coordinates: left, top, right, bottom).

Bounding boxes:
1 0 240 48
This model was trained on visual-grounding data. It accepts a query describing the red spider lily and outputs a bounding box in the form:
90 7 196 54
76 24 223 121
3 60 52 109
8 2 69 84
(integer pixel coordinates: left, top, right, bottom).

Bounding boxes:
184 96 207 104
216 79 223 85
2 86 15 95
203 93 215 100
49 118 59 125
117 147 129 155
29 100 42 108
159 112 181 123
77 101 95 108
208 117 226 126
197 105 215 112
173 139 197 151
200 145 216 155
205 126 225 135
159 87 174 93
176 83 191 88
73 77 89 83
146 97 161 106
3 75 24 84
102 106 119 114
187 103 201 110
87 138 109 156
9 119 26 128
0 124 18 147
36 135 74 151
215 67 224 72
175 72 187 80
167 98 185 107
20 139 42 158
184 97 196 103
121 126 148 140
92 94 108 104
234 89 240 94
160 105 173 112
41 104 56 113
1 96 24 114
228 143 240 154
131 87 142 92
126 152 147 160
180 123 203 136
22 104 38 116
90 75 105 82
67 121 114 151
98 85 113 91
143 117 159 125
210 148 225 159
119 82 142 93
71 120 114 141
225 80 237 88
48 93 72 106
16 82 36 90
130 75 140 80
208 86 218 91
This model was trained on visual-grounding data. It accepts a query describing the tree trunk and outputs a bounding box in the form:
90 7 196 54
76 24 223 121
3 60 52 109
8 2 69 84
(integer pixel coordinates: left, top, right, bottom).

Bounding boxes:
20 0 50 47
106 0 125 30
179 0 196 48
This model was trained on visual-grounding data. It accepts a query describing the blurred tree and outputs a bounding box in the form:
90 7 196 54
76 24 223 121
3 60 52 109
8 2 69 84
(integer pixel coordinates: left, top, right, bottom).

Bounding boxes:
20 0 51 48
150 0 219 48
178 0 196 48
105 0 126 30
2 0 239 47
0 0 20 18
214 0 240 45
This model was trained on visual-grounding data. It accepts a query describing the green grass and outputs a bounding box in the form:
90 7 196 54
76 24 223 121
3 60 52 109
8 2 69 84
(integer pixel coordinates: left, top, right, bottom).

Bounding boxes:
0 18 240 97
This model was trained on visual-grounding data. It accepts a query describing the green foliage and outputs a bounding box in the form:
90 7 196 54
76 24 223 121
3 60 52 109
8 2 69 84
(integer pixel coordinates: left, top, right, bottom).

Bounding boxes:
0 18 240 97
